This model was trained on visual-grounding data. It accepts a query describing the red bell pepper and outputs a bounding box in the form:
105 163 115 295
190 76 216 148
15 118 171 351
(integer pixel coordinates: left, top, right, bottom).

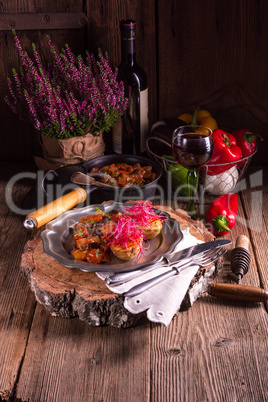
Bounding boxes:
232 128 258 157
215 129 237 146
206 129 242 175
206 193 238 236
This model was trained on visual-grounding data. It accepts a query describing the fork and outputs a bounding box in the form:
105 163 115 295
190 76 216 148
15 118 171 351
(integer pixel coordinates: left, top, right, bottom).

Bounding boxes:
106 247 206 286
124 247 227 297
106 245 222 286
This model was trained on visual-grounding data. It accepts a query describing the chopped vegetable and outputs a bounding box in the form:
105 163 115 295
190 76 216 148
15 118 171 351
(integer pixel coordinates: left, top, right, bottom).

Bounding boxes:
123 201 166 240
90 162 156 188
86 248 105 264
124 201 166 226
70 201 164 264
71 249 88 260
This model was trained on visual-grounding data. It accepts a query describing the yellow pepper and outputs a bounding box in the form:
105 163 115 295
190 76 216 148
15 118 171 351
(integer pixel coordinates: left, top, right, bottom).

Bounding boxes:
178 108 218 132
177 113 192 124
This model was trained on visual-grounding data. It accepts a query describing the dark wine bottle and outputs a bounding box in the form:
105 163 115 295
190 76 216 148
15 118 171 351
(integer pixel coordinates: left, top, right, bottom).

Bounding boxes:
112 19 149 155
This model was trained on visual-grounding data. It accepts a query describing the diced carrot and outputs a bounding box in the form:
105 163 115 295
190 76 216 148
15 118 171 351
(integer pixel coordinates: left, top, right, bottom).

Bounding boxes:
79 214 104 223
73 226 90 240
117 164 127 171
109 163 117 174
117 174 128 187
142 166 152 178
76 236 100 248
71 249 87 260
127 166 134 174
86 248 104 264
133 163 141 170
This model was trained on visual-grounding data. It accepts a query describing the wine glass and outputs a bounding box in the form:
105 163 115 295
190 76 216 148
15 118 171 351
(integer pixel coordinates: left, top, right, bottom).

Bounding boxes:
172 125 214 217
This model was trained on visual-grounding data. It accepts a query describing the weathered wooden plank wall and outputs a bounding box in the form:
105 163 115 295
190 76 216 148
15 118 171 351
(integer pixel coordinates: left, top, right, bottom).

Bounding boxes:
0 0 87 163
158 0 268 166
0 0 267 165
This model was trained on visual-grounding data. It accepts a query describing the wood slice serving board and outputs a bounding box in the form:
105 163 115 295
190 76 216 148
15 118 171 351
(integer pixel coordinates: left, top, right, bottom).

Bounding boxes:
20 205 216 328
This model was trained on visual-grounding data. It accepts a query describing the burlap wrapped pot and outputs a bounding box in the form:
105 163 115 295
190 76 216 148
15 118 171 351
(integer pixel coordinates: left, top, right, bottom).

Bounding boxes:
34 132 105 170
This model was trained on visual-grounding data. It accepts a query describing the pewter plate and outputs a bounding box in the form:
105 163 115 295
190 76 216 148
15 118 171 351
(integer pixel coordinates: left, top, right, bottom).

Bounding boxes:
41 202 183 273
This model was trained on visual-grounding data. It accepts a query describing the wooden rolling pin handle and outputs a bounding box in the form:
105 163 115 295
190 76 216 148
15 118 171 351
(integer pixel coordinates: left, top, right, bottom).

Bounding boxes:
207 282 268 303
23 187 87 230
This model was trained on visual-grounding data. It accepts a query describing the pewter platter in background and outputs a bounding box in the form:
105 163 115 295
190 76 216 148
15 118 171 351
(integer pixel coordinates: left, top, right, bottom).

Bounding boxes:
41 202 183 273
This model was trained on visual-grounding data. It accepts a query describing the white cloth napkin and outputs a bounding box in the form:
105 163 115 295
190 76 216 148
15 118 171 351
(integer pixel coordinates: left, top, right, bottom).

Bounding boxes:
96 228 207 326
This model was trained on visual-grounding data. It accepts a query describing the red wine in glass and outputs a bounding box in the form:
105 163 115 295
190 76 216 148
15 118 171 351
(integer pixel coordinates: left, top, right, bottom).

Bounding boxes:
172 125 214 217
172 133 213 169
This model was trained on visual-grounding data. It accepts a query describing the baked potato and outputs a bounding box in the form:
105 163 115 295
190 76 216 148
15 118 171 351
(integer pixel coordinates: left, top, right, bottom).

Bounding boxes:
110 240 141 260
141 218 163 239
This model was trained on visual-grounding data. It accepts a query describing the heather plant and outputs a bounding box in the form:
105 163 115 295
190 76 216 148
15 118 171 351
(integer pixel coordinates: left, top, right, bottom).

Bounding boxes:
5 31 128 140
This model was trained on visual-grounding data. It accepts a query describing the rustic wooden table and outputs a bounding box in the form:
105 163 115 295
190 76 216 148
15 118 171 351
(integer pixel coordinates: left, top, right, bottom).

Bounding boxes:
1 163 267 402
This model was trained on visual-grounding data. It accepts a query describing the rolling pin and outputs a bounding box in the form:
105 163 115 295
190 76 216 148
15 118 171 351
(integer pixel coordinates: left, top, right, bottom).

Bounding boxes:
23 187 87 229
207 282 268 303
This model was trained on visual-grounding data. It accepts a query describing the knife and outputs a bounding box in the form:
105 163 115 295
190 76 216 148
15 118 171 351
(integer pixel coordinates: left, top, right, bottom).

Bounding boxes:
106 239 232 285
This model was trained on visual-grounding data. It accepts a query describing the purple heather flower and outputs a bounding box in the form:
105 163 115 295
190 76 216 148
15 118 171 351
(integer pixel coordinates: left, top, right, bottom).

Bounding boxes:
5 33 128 139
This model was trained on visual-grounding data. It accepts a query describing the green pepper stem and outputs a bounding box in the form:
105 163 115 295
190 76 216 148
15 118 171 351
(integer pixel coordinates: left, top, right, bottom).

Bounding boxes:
222 133 231 147
243 131 256 143
190 107 200 125
212 215 230 232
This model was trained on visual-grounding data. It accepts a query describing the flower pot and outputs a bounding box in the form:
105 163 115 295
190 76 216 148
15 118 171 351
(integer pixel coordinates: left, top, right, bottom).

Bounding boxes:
34 132 105 170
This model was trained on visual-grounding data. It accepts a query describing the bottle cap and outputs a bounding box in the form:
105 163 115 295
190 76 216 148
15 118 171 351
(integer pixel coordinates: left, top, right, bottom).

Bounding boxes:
120 19 136 39
120 19 136 27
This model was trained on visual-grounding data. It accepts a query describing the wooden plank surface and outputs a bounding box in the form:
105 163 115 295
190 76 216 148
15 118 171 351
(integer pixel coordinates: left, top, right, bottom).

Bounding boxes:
0 164 36 400
150 196 268 402
0 163 268 401
240 167 268 310
15 310 151 401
